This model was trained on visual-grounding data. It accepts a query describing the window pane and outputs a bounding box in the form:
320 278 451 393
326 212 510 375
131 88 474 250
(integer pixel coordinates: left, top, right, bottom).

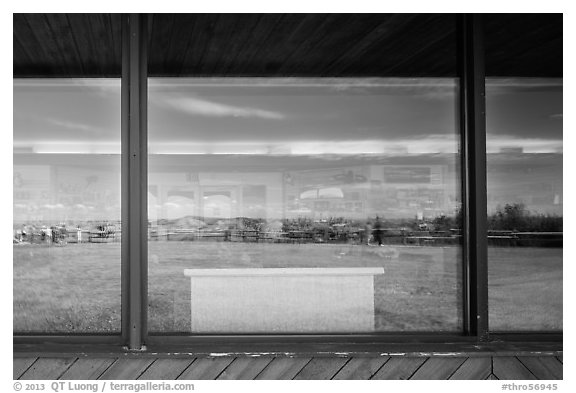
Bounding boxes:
148 78 463 333
486 78 563 331
13 79 121 333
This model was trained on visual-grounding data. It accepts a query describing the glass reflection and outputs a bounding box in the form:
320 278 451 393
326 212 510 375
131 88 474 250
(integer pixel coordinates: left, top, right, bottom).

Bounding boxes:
486 78 563 331
13 79 121 333
148 78 463 333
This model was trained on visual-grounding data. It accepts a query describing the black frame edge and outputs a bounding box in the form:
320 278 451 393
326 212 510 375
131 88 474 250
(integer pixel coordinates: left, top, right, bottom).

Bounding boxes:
122 13 149 351
459 13 489 340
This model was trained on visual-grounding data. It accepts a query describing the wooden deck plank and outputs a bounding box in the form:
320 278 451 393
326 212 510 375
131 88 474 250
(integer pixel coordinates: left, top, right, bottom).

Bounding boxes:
10 355 561 380
255 357 312 380
293 357 349 380
177 358 234 380
217 357 274 380
493 357 537 380
449 357 492 380
13 358 37 380
19 358 77 380
98 359 155 380
137 359 195 380
59 358 117 380
411 357 467 380
332 357 389 380
371 357 428 380
517 357 562 380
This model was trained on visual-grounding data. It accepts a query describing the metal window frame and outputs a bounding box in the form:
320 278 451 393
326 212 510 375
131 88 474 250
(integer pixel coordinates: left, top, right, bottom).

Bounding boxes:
459 14 489 341
13 13 562 354
121 13 149 351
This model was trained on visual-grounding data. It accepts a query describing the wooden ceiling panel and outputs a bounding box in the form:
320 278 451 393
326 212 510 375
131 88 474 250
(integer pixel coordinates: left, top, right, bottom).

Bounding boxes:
220 14 284 75
485 13 562 77
338 14 457 76
14 13 121 77
172 14 220 76
13 13 562 78
148 14 180 73
272 14 355 75
233 14 318 75
321 14 422 76
14 14 54 76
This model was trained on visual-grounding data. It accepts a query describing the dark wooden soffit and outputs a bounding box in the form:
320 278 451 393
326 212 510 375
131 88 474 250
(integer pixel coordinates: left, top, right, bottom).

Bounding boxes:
484 13 562 77
14 13 561 78
13 14 122 77
147 13 457 77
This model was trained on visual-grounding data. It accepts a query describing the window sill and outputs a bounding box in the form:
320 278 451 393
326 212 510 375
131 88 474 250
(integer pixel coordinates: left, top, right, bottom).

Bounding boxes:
14 334 562 358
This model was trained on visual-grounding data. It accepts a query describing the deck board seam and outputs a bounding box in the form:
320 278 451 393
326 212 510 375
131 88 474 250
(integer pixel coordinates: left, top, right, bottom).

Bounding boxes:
329 357 353 380
174 358 197 380
368 356 392 380
446 357 470 380
213 357 236 380
407 357 430 380
554 357 563 365
251 357 275 380
136 358 158 380
248 357 275 380
445 357 469 380
16 358 39 380
514 356 540 380
96 358 120 380
522 356 563 379
56 357 79 380
252 357 274 380
291 357 314 380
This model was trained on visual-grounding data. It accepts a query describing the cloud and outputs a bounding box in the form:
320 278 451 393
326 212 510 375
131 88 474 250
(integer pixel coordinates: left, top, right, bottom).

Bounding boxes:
321 78 458 101
153 95 285 120
45 118 105 134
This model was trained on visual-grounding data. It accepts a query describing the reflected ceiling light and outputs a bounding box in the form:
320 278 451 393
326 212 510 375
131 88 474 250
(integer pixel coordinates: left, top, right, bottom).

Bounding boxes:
486 136 562 153
149 137 460 155
21 137 561 155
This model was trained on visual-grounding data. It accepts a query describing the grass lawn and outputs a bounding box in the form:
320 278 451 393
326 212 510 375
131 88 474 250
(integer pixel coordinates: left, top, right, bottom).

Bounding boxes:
488 247 563 331
13 243 121 332
13 241 562 333
148 242 462 332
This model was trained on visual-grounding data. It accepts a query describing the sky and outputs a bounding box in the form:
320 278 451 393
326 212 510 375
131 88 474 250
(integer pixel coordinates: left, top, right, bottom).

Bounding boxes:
13 78 562 155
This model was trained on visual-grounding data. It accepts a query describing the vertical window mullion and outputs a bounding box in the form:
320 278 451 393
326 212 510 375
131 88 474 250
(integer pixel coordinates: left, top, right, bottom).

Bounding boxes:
121 13 129 346
121 13 148 351
459 13 489 340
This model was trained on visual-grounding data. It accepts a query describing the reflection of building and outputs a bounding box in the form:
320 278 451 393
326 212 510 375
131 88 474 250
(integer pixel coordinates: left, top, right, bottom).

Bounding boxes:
487 153 563 215
147 154 460 222
283 163 457 220
148 171 283 221
13 155 121 224
16 151 562 225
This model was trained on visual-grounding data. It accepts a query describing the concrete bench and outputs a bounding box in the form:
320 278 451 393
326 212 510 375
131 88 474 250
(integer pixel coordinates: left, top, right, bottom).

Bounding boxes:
183 267 385 333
